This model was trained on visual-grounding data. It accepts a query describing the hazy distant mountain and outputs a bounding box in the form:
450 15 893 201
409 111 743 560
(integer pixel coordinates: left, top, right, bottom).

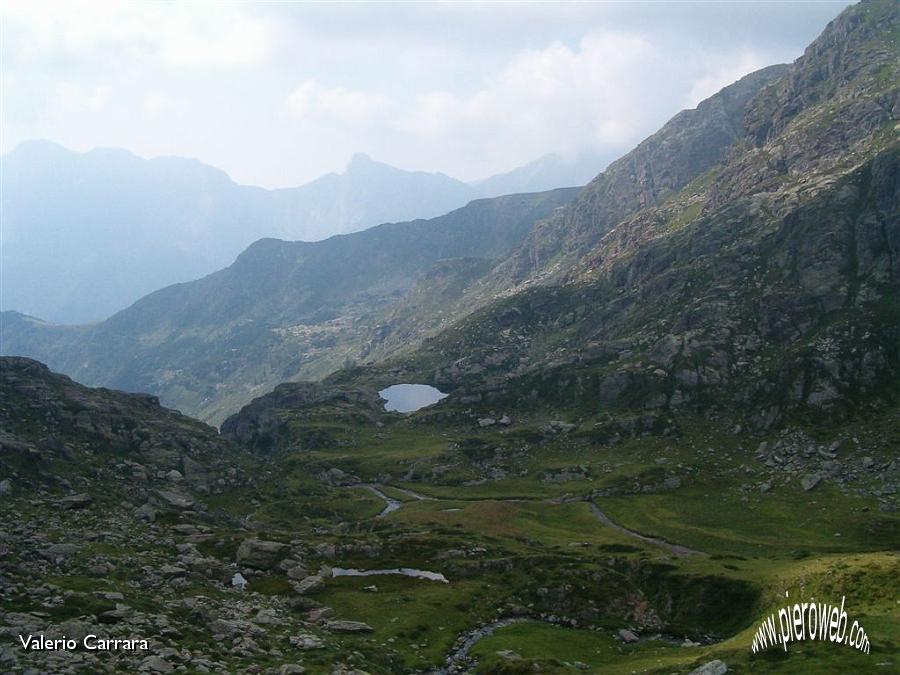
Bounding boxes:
472 151 612 197
0 144 478 324
277 153 478 239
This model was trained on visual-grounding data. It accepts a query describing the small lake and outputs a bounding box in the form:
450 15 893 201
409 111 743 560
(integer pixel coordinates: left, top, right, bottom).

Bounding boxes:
379 383 448 413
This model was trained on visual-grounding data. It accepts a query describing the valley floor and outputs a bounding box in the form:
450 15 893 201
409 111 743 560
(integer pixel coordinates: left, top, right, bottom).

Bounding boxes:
2 405 897 674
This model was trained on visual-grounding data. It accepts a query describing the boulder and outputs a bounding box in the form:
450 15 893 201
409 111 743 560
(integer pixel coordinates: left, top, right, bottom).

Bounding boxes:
155 490 194 509
617 628 639 643
801 474 822 491
134 503 156 522
689 660 728 675
236 539 289 570
289 632 325 650
292 575 325 595
59 493 93 509
40 543 79 562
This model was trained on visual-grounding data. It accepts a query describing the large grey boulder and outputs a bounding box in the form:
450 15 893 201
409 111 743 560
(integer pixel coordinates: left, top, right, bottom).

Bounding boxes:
155 490 194 509
59 493 93 509
292 575 325 595
236 538 289 570
689 660 728 675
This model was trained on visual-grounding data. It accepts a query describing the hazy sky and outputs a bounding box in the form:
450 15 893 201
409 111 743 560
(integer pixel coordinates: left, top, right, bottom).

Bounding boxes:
2 1 852 188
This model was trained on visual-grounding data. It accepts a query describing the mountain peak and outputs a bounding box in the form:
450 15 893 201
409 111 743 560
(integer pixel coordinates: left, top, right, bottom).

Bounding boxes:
347 152 376 169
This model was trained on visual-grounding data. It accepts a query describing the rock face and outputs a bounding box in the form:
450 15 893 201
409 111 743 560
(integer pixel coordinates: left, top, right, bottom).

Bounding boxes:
496 63 790 286
236 539 289 570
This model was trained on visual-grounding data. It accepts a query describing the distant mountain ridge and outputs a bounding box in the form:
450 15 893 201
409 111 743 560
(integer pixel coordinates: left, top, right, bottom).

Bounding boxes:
1 141 609 325
0 142 484 323
472 151 612 198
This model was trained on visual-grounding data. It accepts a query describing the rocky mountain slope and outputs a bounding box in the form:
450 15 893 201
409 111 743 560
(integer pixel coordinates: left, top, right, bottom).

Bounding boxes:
0 145 478 323
379 0 899 432
2 189 577 423
0 356 244 506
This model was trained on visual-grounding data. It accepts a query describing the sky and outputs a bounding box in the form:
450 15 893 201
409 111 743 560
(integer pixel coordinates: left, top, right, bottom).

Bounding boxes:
2 0 853 188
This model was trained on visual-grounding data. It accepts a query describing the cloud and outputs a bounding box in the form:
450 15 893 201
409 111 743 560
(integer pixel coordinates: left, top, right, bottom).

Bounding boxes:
3 1 837 188
2 0 277 68
394 32 666 172
142 93 182 120
685 50 770 107
55 82 112 114
286 80 391 127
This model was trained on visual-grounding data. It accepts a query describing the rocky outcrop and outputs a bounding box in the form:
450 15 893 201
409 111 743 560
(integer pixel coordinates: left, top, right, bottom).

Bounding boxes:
0 357 240 493
220 381 384 453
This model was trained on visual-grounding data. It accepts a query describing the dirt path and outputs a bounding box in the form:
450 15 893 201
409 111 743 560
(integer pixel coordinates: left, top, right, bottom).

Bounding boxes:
353 484 402 518
352 483 430 518
589 502 704 557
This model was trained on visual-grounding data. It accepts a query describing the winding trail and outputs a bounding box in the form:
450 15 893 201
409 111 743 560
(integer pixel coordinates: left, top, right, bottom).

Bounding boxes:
353 483 701 556
355 484 402 518
352 484 430 518
589 502 704 557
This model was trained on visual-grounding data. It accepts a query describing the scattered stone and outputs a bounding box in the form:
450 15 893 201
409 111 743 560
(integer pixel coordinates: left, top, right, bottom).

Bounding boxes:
478 417 496 427
662 475 682 490
155 490 194 510
40 543 79 561
801 474 822 492
160 565 187 578
689 660 728 675
134 503 156 522
279 665 307 674
140 655 174 673
617 628 639 643
231 572 248 590
496 649 522 660
293 575 325 595
289 633 325 650
59 493 93 509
